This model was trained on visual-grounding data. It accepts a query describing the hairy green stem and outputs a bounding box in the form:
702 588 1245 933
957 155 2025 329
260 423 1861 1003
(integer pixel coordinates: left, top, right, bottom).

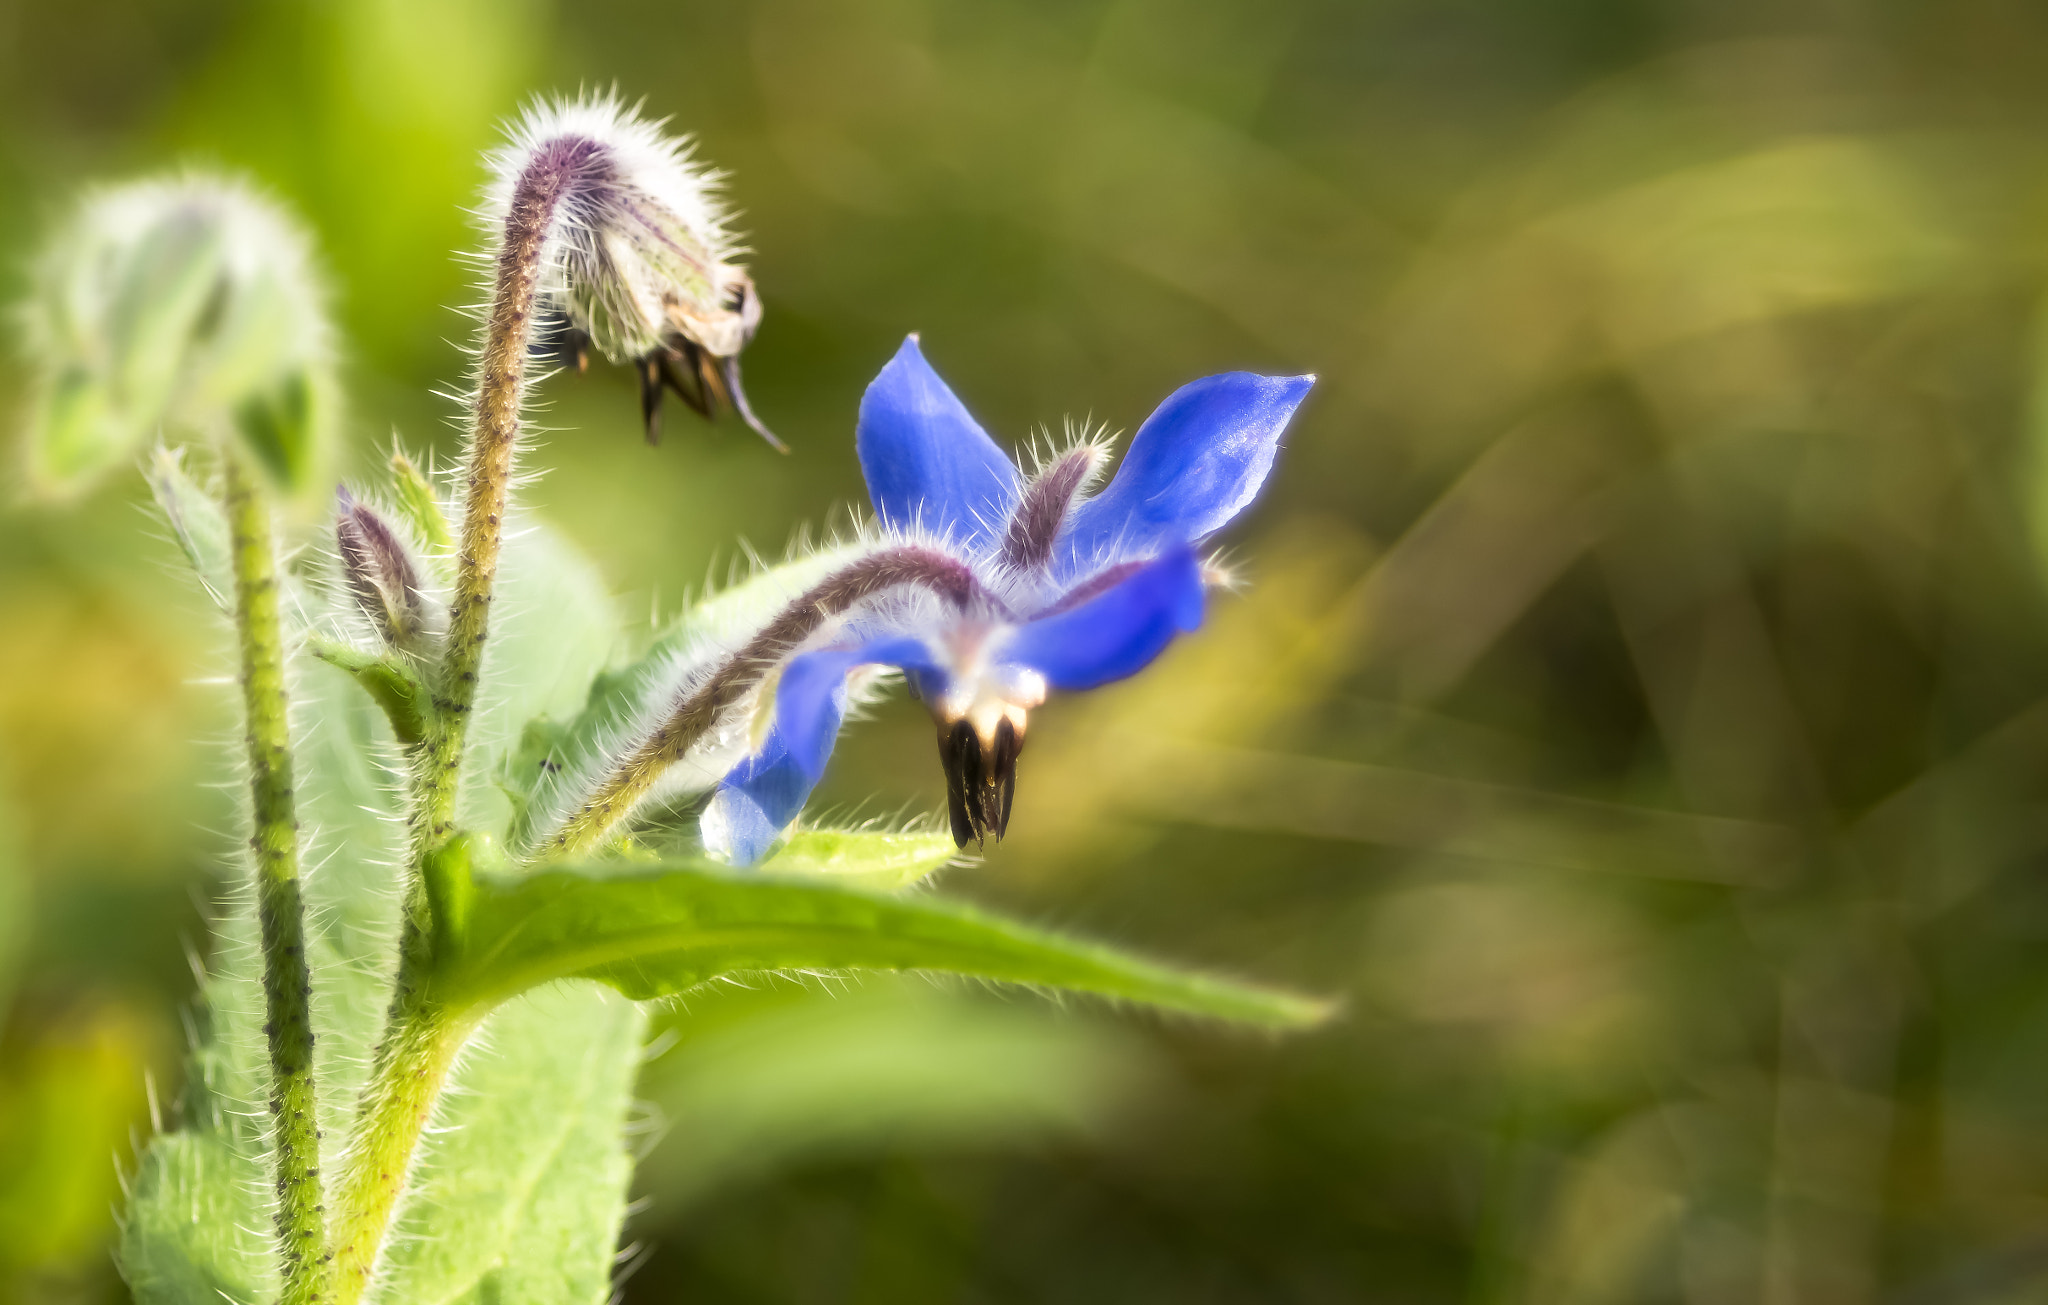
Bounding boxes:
329 141 584 1305
327 995 472 1300
225 451 332 1305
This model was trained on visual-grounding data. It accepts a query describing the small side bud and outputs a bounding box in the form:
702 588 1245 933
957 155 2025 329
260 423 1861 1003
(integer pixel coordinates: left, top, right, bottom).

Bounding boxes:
484 94 783 450
20 174 338 498
335 487 435 652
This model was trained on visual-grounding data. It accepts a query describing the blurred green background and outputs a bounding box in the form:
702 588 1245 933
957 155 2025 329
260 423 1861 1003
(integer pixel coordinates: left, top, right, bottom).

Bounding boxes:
11 0 2048 1301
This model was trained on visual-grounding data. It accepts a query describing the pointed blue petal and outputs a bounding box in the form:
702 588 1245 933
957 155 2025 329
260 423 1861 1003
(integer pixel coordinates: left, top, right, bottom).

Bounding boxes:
1003 547 1205 691
1059 373 1312 576
701 736 814 865
702 637 942 865
857 337 1021 550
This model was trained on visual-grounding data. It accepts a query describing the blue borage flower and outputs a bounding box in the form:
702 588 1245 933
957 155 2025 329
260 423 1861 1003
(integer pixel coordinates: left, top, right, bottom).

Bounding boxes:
700 337 1313 864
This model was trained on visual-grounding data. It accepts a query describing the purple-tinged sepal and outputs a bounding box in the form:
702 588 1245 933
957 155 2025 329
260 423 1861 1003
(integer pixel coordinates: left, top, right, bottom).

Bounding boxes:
492 93 783 449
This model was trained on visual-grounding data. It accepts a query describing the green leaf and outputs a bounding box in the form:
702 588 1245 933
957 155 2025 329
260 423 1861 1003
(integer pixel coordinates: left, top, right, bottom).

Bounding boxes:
757 826 961 891
369 987 646 1305
387 445 453 557
441 859 1334 1029
230 367 325 493
144 445 233 614
307 637 434 744
27 364 145 498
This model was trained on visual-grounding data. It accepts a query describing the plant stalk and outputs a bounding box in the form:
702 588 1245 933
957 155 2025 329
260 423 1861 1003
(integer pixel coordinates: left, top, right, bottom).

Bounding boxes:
329 140 585 1305
327 995 472 1301
224 450 332 1305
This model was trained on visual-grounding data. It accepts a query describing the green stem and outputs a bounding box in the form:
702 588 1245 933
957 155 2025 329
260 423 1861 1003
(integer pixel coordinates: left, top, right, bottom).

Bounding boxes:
327 994 472 1300
224 451 332 1305
328 143 578 1305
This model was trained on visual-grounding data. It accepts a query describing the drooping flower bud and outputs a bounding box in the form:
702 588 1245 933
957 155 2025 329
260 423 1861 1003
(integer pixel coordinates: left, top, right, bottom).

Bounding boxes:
335 487 436 653
485 93 784 450
20 174 337 497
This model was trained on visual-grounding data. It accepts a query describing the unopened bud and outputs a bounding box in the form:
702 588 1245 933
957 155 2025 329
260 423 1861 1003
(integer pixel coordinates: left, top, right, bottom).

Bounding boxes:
487 94 782 450
21 174 337 497
335 487 435 652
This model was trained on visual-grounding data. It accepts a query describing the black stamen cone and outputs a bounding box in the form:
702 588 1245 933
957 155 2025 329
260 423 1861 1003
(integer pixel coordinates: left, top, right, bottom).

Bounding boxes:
659 343 713 417
937 718 1024 848
637 355 663 445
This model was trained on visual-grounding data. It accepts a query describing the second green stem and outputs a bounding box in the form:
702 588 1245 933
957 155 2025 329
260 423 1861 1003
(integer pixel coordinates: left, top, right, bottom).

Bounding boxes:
225 450 333 1305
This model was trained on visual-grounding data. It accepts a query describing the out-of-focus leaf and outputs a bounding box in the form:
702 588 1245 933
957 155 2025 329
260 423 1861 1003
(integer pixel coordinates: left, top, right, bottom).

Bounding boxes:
27 365 139 498
638 982 1159 1207
440 859 1334 1028
230 367 326 494
757 827 960 892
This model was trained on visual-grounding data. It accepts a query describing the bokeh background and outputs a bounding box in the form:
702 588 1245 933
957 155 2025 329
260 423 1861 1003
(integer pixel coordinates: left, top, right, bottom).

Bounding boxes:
9 0 2048 1301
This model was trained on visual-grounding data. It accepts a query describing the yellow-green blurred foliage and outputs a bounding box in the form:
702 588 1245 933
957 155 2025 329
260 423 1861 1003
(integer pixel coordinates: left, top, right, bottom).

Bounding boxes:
11 0 2048 1301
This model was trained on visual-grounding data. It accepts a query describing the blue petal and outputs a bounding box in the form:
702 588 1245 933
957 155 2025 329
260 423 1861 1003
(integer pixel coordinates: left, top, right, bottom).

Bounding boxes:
702 637 942 864
1058 373 1312 576
1002 547 1205 690
857 337 1021 550
701 734 815 866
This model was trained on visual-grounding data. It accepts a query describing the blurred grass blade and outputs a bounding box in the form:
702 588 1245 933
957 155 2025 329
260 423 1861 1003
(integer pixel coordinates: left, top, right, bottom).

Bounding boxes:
444 860 1334 1028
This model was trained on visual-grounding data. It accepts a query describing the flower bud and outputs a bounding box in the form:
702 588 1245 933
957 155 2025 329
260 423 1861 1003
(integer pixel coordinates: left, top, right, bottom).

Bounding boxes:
487 94 783 449
21 174 338 497
335 487 436 652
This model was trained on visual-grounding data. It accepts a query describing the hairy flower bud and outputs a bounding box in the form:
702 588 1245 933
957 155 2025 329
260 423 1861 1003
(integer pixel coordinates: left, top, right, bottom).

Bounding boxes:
485 94 783 449
21 174 337 497
335 487 436 652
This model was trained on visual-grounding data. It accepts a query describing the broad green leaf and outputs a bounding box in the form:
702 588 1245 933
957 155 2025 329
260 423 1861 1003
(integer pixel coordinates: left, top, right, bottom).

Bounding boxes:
442 859 1334 1028
758 826 961 892
369 987 645 1305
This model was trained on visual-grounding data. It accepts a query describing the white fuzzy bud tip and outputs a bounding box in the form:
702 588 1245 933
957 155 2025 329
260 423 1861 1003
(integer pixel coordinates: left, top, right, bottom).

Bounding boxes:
486 93 782 449
22 173 336 497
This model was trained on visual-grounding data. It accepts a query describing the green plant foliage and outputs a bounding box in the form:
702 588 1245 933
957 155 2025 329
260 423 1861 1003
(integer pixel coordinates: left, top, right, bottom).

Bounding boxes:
121 505 649 1305
501 545 867 854
437 857 1333 1028
636 980 1161 1208
756 827 960 891
145 446 233 614
369 988 644 1305
306 638 432 745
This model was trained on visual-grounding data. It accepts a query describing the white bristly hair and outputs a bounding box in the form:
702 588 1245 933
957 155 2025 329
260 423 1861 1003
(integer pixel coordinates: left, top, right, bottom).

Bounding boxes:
477 92 755 364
